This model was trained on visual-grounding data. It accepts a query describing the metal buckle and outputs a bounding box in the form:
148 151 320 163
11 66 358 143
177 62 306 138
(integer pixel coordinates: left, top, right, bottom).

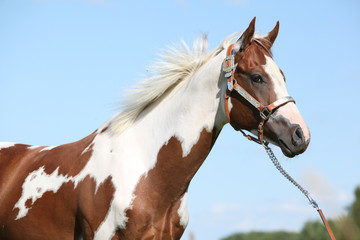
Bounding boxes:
227 80 234 91
223 55 235 73
260 106 272 120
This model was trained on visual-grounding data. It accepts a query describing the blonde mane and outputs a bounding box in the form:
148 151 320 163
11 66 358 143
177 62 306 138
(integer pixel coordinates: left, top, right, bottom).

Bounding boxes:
109 33 237 134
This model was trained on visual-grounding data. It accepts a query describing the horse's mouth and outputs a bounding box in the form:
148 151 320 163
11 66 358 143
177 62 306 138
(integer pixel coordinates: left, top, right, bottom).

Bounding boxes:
278 139 296 158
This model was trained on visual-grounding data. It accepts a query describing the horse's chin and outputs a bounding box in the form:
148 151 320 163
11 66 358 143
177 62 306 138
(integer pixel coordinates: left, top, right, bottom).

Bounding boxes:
278 138 309 158
279 141 296 158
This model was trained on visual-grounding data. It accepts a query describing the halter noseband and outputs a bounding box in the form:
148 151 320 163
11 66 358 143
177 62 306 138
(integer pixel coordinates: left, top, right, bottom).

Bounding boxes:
223 43 295 144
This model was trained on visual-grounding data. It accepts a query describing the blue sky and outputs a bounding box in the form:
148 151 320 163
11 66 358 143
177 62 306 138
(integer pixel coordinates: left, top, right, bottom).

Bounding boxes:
1 0 359 239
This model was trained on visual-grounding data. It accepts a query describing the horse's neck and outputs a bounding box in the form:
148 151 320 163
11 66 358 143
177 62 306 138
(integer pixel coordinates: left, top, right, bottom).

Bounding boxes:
100 51 227 196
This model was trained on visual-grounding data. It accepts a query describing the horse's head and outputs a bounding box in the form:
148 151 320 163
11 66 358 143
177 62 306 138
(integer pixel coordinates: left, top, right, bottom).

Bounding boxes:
224 18 310 157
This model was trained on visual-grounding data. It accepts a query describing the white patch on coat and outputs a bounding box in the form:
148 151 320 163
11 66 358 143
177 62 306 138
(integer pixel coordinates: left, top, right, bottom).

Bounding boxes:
178 192 189 228
227 97 233 119
13 167 71 220
27 145 41 150
92 50 228 240
40 145 58 152
0 142 16 150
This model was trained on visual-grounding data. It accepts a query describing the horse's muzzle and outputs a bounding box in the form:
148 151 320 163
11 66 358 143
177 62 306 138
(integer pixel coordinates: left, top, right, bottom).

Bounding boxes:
278 124 310 158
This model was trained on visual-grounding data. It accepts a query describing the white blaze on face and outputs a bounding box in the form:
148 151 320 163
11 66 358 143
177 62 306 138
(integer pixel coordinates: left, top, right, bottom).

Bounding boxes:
263 55 289 98
263 55 310 141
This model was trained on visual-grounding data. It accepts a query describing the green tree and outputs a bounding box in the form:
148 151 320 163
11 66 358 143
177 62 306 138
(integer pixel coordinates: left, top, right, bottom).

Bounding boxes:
222 186 360 240
335 216 360 240
349 187 360 229
298 219 337 240
221 231 298 240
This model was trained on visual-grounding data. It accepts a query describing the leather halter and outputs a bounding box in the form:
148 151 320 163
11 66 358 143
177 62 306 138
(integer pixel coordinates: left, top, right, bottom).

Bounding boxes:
223 43 295 144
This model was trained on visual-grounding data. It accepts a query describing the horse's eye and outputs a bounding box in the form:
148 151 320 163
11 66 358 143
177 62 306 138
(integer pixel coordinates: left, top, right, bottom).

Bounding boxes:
251 74 264 83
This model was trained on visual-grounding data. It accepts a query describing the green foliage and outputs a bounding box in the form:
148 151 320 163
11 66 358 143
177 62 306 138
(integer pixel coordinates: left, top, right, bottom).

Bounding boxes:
222 186 360 240
221 231 298 240
335 216 360 240
349 187 360 229
298 220 337 240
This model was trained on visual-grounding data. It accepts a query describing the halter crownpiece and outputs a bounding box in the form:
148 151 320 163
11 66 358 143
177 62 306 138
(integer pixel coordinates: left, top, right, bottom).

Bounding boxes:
223 43 295 144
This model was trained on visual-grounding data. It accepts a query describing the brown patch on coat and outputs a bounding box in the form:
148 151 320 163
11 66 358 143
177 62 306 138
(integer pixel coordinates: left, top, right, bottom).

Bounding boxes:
100 126 109 134
40 132 97 176
117 128 218 239
76 175 116 239
1 175 115 240
0 132 114 240
2 181 78 240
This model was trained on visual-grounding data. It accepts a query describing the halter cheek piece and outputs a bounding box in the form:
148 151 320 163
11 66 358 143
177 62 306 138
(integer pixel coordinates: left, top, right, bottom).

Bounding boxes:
223 43 295 144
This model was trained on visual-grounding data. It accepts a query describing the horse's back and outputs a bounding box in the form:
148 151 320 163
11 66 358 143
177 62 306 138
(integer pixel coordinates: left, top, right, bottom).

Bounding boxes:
0 142 45 191
0 143 49 239
0 142 39 204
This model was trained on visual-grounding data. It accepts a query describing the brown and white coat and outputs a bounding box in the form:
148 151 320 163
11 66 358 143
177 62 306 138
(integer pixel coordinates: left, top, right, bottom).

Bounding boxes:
0 18 310 240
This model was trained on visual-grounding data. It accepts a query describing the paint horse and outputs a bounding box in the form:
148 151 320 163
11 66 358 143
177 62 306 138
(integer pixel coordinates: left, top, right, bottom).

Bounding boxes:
0 18 310 240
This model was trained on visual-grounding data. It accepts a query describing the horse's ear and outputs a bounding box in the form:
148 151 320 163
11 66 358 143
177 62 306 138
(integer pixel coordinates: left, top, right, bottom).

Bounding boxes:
235 17 256 52
265 21 280 48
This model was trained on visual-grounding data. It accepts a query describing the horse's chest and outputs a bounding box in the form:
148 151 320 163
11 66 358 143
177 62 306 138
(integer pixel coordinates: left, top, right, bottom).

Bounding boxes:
116 195 187 240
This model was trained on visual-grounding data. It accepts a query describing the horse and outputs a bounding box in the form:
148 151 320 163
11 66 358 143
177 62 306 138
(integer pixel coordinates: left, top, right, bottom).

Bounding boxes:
0 17 310 240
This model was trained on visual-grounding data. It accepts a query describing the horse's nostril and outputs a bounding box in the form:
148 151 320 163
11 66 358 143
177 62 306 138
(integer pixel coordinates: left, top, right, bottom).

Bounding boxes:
292 126 304 146
295 128 303 139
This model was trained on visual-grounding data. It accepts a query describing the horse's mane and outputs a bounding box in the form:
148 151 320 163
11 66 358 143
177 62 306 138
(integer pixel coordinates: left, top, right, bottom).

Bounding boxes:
109 33 238 134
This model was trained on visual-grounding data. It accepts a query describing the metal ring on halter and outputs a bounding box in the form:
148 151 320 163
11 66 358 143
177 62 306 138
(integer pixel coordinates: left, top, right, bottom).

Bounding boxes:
260 106 272 120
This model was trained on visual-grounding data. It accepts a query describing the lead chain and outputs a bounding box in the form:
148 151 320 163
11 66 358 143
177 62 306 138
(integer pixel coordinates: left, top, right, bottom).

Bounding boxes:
262 143 319 210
